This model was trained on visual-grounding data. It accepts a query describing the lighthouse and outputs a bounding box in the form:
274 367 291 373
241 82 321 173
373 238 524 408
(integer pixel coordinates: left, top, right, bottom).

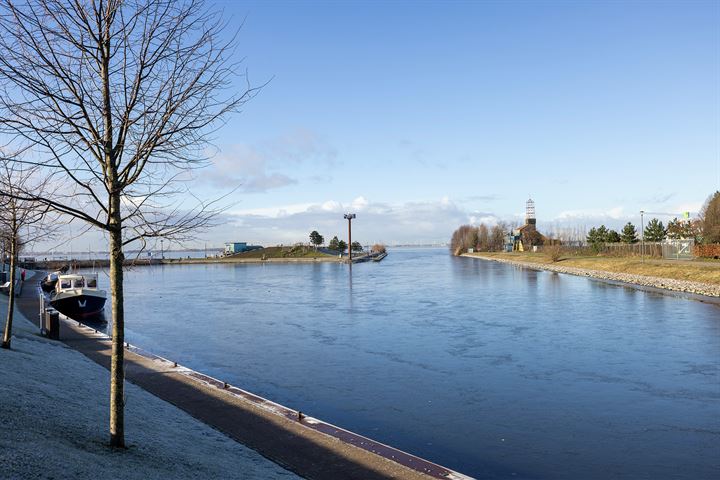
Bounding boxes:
525 198 536 226
510 197 542 251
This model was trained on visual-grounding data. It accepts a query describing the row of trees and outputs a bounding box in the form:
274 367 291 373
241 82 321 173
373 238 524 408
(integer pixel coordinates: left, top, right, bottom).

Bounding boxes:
585 190 720 246
450 223 507 255
309 230 362 253
452 191 720 257
586 221 648 245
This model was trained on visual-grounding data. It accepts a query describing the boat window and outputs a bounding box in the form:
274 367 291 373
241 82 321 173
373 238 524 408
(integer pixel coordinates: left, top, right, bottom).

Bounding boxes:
60 279 71 289
87 278 97 288
73 278 85 288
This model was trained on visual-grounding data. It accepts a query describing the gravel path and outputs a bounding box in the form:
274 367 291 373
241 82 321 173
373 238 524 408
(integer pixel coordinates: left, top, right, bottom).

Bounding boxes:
0 294 300 480
464 254 720 298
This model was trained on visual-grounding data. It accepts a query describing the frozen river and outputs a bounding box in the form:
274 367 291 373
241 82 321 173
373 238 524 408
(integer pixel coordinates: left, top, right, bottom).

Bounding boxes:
85 248 719 478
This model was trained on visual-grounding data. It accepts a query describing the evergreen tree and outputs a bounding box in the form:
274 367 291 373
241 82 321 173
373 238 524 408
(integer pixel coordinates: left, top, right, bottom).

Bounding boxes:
328 236 340 251
351 241 363 252
337 240 348 253
620 222 639 243
586 227 598 244
587 225 609 244
644 218 666 242
606 229 621 243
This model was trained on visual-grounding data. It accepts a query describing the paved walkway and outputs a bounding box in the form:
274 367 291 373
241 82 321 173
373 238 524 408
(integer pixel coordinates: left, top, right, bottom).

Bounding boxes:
2 285 301 479
15 279 469 480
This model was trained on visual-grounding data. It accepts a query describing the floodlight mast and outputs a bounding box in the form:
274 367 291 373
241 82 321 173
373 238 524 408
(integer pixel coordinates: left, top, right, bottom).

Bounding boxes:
344 213 356 263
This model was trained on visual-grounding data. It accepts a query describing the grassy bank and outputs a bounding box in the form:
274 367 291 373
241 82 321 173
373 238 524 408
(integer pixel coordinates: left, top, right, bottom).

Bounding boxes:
228 246 336 259
467 252 720 285
161 246 340 264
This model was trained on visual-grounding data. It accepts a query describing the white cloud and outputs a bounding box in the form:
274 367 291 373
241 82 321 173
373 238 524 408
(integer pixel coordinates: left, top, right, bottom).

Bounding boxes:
319 200 342 212
228 202 315 218
203 129 338 193
555 206 625 221
214 197 493 245
351 196 369 211
469 215 501 226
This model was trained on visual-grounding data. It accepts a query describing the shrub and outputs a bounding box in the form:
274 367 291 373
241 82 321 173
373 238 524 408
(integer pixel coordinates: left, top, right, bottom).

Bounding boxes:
694 244 720 258
545 244 563 262
371 244 386 254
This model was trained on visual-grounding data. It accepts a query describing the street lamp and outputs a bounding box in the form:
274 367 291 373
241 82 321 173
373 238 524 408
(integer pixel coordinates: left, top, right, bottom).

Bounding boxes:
344 213 356 263
640 210 644 264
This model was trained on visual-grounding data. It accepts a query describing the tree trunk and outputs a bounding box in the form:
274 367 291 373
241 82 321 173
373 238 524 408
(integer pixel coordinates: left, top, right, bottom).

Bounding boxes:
109 197 125 448
1 222 17 349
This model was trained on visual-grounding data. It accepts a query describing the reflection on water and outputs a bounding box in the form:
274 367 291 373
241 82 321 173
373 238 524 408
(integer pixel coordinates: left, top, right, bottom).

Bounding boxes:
86 248 719 479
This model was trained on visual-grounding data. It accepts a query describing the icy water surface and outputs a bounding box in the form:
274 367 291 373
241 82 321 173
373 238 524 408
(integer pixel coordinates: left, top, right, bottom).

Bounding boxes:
89 248 719 479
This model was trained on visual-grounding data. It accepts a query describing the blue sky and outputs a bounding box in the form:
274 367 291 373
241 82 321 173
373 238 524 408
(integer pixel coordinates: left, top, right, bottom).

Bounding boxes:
184 0 718 246
47 0 719 251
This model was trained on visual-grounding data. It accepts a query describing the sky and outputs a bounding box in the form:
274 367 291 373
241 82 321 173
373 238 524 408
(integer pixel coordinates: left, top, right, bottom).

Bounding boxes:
28 0 720 251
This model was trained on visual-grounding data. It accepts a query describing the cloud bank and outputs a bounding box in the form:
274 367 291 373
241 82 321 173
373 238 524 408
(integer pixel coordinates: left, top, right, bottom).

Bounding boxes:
216 196 498 246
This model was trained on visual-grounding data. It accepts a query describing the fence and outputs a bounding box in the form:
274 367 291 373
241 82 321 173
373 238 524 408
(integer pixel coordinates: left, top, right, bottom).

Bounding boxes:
537 241 703 260
538 242 663 258
603 242 663 257
661 239 695 260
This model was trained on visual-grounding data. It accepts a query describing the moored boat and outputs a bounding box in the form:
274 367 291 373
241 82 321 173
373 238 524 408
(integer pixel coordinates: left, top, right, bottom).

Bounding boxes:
41 272 59 292
41 266 70 293
50 273 106 318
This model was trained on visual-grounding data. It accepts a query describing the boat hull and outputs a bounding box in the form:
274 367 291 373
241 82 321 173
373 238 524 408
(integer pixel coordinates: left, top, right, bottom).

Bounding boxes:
50 293 106 318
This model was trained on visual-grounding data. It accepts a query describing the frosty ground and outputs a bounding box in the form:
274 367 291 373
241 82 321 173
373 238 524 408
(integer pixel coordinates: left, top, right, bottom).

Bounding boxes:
0 277 300 480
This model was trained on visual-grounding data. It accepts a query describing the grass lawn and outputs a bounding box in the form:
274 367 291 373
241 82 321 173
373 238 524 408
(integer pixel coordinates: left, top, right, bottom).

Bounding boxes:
469 252 720 285
228 246 335 260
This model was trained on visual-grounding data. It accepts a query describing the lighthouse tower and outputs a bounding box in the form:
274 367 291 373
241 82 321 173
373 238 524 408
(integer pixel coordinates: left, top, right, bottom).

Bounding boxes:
525 198 536 227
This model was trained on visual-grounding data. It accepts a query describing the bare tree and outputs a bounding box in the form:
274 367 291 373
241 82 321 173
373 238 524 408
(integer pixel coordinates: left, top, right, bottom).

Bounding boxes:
0 159 53 349
477 224 489 251
0 0 253 447
490 223 506 251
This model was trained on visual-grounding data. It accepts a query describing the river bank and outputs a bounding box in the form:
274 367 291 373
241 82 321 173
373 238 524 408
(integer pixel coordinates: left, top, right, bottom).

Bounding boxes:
463 252 720 298
0 293 301 479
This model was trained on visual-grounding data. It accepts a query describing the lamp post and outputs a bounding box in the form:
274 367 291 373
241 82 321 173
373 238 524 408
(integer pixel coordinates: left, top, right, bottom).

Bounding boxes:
344 213 356 263
640 210 644 263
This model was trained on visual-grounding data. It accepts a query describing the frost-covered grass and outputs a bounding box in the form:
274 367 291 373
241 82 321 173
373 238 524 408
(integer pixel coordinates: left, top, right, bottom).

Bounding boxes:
0 295 300 480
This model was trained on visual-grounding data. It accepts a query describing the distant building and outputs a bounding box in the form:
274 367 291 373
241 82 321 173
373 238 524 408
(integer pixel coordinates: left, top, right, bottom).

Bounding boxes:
224 242 264 256
511 198 544 251
224 242 247 255
224 242 263 255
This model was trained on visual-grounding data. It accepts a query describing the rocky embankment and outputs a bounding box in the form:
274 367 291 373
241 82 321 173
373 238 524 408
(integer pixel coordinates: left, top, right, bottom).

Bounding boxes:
464 254 720 298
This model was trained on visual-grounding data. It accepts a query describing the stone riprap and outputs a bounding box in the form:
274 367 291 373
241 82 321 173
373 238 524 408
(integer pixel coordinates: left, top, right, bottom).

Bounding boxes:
464 254 720 298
